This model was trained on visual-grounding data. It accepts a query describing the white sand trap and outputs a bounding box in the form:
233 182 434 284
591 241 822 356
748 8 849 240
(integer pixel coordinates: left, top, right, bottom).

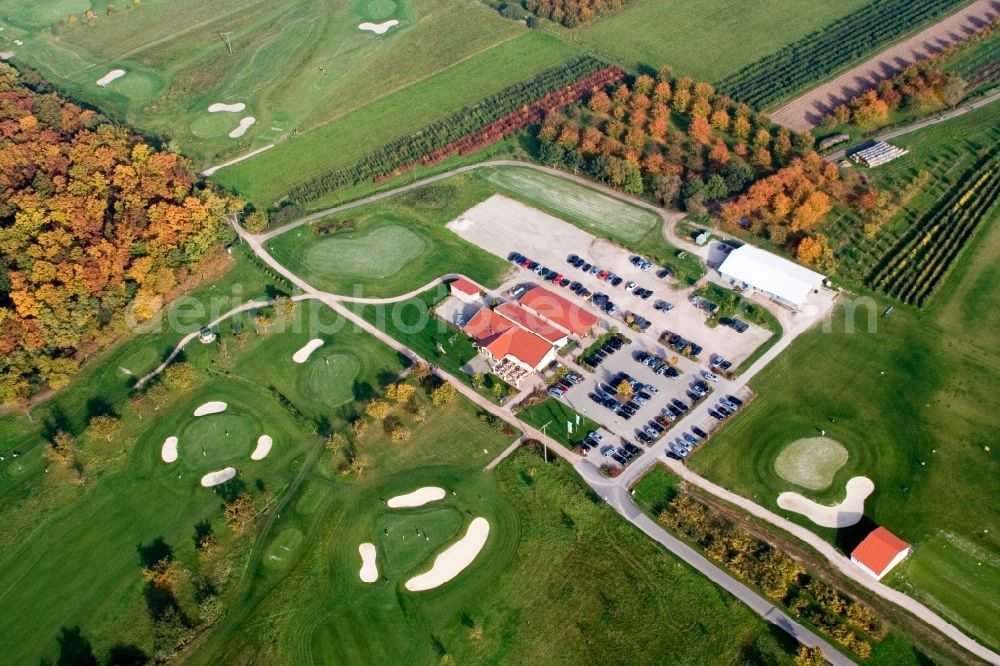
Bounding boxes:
359 543 379 583
193 401 227 417
161 436 179 463
200 467 237 487
387 486 446 508
405 517 490 591
358 20 399 34
228 117 256 138
251 435 273 461
96 69 126 87
208 102 246 113
293 338 324 364
777 476 875 528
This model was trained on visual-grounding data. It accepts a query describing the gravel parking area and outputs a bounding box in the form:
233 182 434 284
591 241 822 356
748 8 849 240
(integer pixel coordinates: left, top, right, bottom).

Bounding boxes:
448 195 772 366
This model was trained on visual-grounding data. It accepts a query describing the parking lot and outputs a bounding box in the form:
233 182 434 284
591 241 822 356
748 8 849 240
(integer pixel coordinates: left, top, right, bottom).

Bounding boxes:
448 194 784 469
448 195 773 367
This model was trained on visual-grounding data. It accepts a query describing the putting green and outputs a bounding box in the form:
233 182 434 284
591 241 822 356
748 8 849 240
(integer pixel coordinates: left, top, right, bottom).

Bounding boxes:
190 113 238 139
105 70 158 101
374 507 464 580
178 413 257 471
263 527 304 570
774 437 848 491
359 0 398 21
300 353 360 407
301 224 428 280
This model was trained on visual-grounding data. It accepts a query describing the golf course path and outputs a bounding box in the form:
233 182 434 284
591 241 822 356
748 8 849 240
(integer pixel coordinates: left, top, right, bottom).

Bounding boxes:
255 160 686 242
230 221 855 664
226 163 997 664
771 0 1000 131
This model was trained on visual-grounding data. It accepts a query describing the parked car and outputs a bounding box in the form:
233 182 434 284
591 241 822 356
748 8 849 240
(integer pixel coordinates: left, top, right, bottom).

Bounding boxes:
692 426 709 439
582 263 592 272
671 398 689 412
645 384 659 394
716 405 732 417
610 276 623 287
612 453 628 465
708 409 723 420
625 281 637 291
601 446 614 458
683 432 699 446
727 395 744 407
702 371 720 382
567 253 579 264
589 431 604 443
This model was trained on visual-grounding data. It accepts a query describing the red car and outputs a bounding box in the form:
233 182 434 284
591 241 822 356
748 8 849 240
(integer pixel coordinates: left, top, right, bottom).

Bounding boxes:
597 270 609 280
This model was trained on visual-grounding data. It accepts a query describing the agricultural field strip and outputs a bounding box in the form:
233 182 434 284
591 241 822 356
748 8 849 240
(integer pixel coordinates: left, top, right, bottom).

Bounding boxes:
716 0 971 109
770 0 1000 130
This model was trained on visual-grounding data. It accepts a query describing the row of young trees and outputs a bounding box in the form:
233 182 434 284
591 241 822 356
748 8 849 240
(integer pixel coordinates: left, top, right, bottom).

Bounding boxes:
715 0 968 108
0 64 242 404
535 66 815 210
822 60 967 130
659 493 885 659
868 152 1000 306
286 56 615 205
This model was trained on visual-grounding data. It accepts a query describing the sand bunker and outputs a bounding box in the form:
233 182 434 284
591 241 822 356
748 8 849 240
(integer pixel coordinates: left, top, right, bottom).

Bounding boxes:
358 20 399 34
293 339 324 364
359 543 379 583
229 117 256 138
251 435 273 461
200 467 237 487
193 401 227 417
774 437 848 491
777 476 875 528
161 436 178 463
96 69 126 87
405 517 490 591
208 102 246 113
387 486 446 508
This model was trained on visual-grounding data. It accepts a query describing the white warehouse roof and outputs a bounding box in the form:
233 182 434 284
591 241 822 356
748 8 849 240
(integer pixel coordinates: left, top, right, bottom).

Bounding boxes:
718 245 825 308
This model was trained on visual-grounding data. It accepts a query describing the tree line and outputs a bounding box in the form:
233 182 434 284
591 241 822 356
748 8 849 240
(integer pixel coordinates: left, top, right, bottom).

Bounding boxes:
0 64 243 404
534 66 816 212
286 56 616 206
715 0 969 108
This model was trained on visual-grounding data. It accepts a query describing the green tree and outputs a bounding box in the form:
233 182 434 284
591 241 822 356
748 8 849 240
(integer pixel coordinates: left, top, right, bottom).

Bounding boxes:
431 382 457 406
88 414 121 442
164 362 197 390
242 210 269 234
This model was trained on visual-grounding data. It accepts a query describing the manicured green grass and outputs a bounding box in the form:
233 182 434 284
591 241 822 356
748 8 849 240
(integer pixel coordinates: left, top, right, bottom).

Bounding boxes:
267 177 509 297
631 464 679 514
572 0 871 82
484 166 660 242
211 31 581 206
517 398 600 449
191 443 801 664
6 0 530 169
688 207 1000 649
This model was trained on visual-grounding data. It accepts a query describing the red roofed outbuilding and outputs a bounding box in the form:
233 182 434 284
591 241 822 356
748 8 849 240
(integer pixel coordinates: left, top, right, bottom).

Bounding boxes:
449 277 481 303
850 527 911 580
518 285 599 337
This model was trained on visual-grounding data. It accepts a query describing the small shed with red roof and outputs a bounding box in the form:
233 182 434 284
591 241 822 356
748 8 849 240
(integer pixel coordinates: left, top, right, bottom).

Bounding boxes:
850 527 911 580
449 277 481 303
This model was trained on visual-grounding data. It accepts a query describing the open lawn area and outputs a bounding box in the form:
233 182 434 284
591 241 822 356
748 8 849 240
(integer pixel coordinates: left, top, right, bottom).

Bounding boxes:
190 437 802 664
517 398 600 450
689 207 1000 650
0 257 413 662
571 0 872 82
210 32 580 206
267 177 509 297
2 0 539 169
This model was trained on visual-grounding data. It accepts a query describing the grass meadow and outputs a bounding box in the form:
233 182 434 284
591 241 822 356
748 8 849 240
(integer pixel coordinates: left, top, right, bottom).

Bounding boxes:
688 207 1000 649
572 0 872 82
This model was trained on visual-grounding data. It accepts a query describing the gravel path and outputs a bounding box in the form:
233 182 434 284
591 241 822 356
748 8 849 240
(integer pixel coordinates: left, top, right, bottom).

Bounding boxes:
771 0 1000 131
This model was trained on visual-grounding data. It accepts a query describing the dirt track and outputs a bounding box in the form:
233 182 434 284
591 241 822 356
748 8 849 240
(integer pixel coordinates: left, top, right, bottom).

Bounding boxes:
771 0 1000 131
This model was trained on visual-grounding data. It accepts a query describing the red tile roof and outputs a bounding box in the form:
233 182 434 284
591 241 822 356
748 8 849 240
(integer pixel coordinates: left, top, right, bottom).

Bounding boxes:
494 302 567 344
450 277 481 297
463 307 514 342
484 327 552 369
518 285 598 337
851 527 910 577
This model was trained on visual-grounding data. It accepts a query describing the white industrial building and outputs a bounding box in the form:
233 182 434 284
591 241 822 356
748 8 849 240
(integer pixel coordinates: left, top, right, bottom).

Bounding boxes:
718 245 825 310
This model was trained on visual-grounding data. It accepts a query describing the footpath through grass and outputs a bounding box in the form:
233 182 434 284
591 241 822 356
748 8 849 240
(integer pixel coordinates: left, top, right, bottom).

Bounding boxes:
267 176 509 297
688 210 1000 650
